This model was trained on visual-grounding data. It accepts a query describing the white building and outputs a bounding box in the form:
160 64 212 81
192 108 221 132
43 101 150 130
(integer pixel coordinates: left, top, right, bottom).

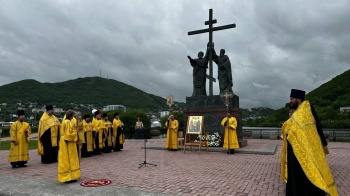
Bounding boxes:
340 106 350 112
103 105 126 112
151 121 161 127
32 107 64 113
160 111 170 117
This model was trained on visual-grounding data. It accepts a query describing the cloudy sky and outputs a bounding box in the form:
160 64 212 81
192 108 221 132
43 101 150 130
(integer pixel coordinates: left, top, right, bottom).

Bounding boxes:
1 0 349 109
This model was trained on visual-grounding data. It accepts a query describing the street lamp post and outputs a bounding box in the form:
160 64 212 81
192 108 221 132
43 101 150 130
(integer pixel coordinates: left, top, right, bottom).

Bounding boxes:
30 116 34 126
220 90 233 154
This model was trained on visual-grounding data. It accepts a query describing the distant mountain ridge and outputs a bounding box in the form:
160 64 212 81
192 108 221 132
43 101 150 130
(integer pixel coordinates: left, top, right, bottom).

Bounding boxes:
0 77 169 111
1 68 349 127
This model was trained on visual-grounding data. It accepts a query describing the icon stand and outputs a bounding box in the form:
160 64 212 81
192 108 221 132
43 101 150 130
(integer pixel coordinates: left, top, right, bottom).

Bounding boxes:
139 129 157 168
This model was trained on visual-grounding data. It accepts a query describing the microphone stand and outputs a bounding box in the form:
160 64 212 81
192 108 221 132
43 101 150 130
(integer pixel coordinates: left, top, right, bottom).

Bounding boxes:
139 128 157 168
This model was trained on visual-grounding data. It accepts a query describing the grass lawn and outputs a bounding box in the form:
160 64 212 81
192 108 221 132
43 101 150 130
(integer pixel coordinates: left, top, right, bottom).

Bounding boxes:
0 140 38 150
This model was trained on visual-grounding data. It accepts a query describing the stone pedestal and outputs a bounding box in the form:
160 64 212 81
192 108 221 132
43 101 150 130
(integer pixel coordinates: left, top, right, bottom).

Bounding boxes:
184 95 247 147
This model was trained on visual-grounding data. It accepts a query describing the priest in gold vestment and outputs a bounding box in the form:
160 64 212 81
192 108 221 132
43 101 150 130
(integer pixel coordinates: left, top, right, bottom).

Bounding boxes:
8 110 31 168
112 112 124 151
58 110 80 183
92 110 104 155
102 113 113 153
165 114 178 151
135 118 144 129
38 105 61 164
81 114 94 157
221 111 239 154
281 89 338 196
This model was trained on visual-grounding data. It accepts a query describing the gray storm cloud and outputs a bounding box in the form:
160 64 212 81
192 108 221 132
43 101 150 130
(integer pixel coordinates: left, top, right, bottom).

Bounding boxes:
0 0 349 109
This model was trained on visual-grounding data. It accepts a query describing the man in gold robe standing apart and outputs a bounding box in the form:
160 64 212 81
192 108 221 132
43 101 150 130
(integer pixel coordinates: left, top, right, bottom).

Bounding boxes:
281 89 338 196
58 110 80 183
38 105 61 164
8 110 31 168
221 110 239 154
165 114 178 151
135 117 144 129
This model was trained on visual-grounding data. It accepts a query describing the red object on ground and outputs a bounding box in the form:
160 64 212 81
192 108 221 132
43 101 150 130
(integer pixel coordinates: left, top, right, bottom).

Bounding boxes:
80 179 112 187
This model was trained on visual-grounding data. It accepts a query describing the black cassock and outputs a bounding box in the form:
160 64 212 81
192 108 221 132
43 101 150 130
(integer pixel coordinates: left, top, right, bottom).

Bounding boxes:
40 127 59 164
103 126 113 153
113 126 123 151
81 131 94 158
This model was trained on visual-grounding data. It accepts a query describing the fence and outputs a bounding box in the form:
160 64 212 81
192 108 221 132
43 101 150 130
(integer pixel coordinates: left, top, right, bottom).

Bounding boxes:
242 127 350 142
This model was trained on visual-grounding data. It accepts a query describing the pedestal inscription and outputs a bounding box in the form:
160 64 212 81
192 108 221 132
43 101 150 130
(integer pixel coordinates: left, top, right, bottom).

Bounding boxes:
184 95 247 147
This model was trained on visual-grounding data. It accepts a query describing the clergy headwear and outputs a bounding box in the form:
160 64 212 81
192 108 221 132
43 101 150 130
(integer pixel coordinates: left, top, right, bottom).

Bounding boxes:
17 110 25 116
92 109 97 114
83 114 90 119
45 105 54 111
290 89 306 100
114 112 119 117
102 113 108 118
94 110 100 116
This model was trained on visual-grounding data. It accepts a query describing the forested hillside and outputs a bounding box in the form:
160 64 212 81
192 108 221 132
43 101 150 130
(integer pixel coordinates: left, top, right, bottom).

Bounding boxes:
0 77 177 112
1 69 349 128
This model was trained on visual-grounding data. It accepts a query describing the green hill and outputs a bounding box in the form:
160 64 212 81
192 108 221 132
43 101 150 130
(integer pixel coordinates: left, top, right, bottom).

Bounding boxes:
306 69 350 109
2 69 349 128
305 69 350 127
0 77 173 113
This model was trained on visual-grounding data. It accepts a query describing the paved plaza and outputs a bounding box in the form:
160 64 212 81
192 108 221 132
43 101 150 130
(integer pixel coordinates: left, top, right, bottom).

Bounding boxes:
0 137 349 196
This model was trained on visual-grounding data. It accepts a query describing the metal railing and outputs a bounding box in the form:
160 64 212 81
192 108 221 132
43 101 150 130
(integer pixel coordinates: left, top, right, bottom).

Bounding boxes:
242 127 350 142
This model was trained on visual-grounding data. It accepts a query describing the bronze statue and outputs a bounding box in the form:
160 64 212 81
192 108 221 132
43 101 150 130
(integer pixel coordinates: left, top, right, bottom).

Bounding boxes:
212 45 233 94
187 44 209 97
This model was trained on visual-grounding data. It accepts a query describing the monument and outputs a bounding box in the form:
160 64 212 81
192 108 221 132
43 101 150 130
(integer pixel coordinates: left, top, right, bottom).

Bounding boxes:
187 44 210 97
185 9 247 147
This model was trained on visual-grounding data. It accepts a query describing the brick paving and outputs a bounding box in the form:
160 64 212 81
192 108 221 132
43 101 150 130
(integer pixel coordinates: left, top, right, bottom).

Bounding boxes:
0 138 349 196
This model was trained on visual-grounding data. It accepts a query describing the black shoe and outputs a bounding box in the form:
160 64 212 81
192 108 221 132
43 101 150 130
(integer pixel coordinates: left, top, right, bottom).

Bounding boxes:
19 165 27 167
12 165 19 168
64 180 78 183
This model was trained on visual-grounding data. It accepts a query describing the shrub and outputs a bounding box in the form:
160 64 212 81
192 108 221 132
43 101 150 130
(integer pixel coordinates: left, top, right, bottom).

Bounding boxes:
150 129 161 136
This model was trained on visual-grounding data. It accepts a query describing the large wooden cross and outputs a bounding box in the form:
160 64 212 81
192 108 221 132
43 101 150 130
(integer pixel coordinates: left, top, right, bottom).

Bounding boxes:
188 9 236 96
